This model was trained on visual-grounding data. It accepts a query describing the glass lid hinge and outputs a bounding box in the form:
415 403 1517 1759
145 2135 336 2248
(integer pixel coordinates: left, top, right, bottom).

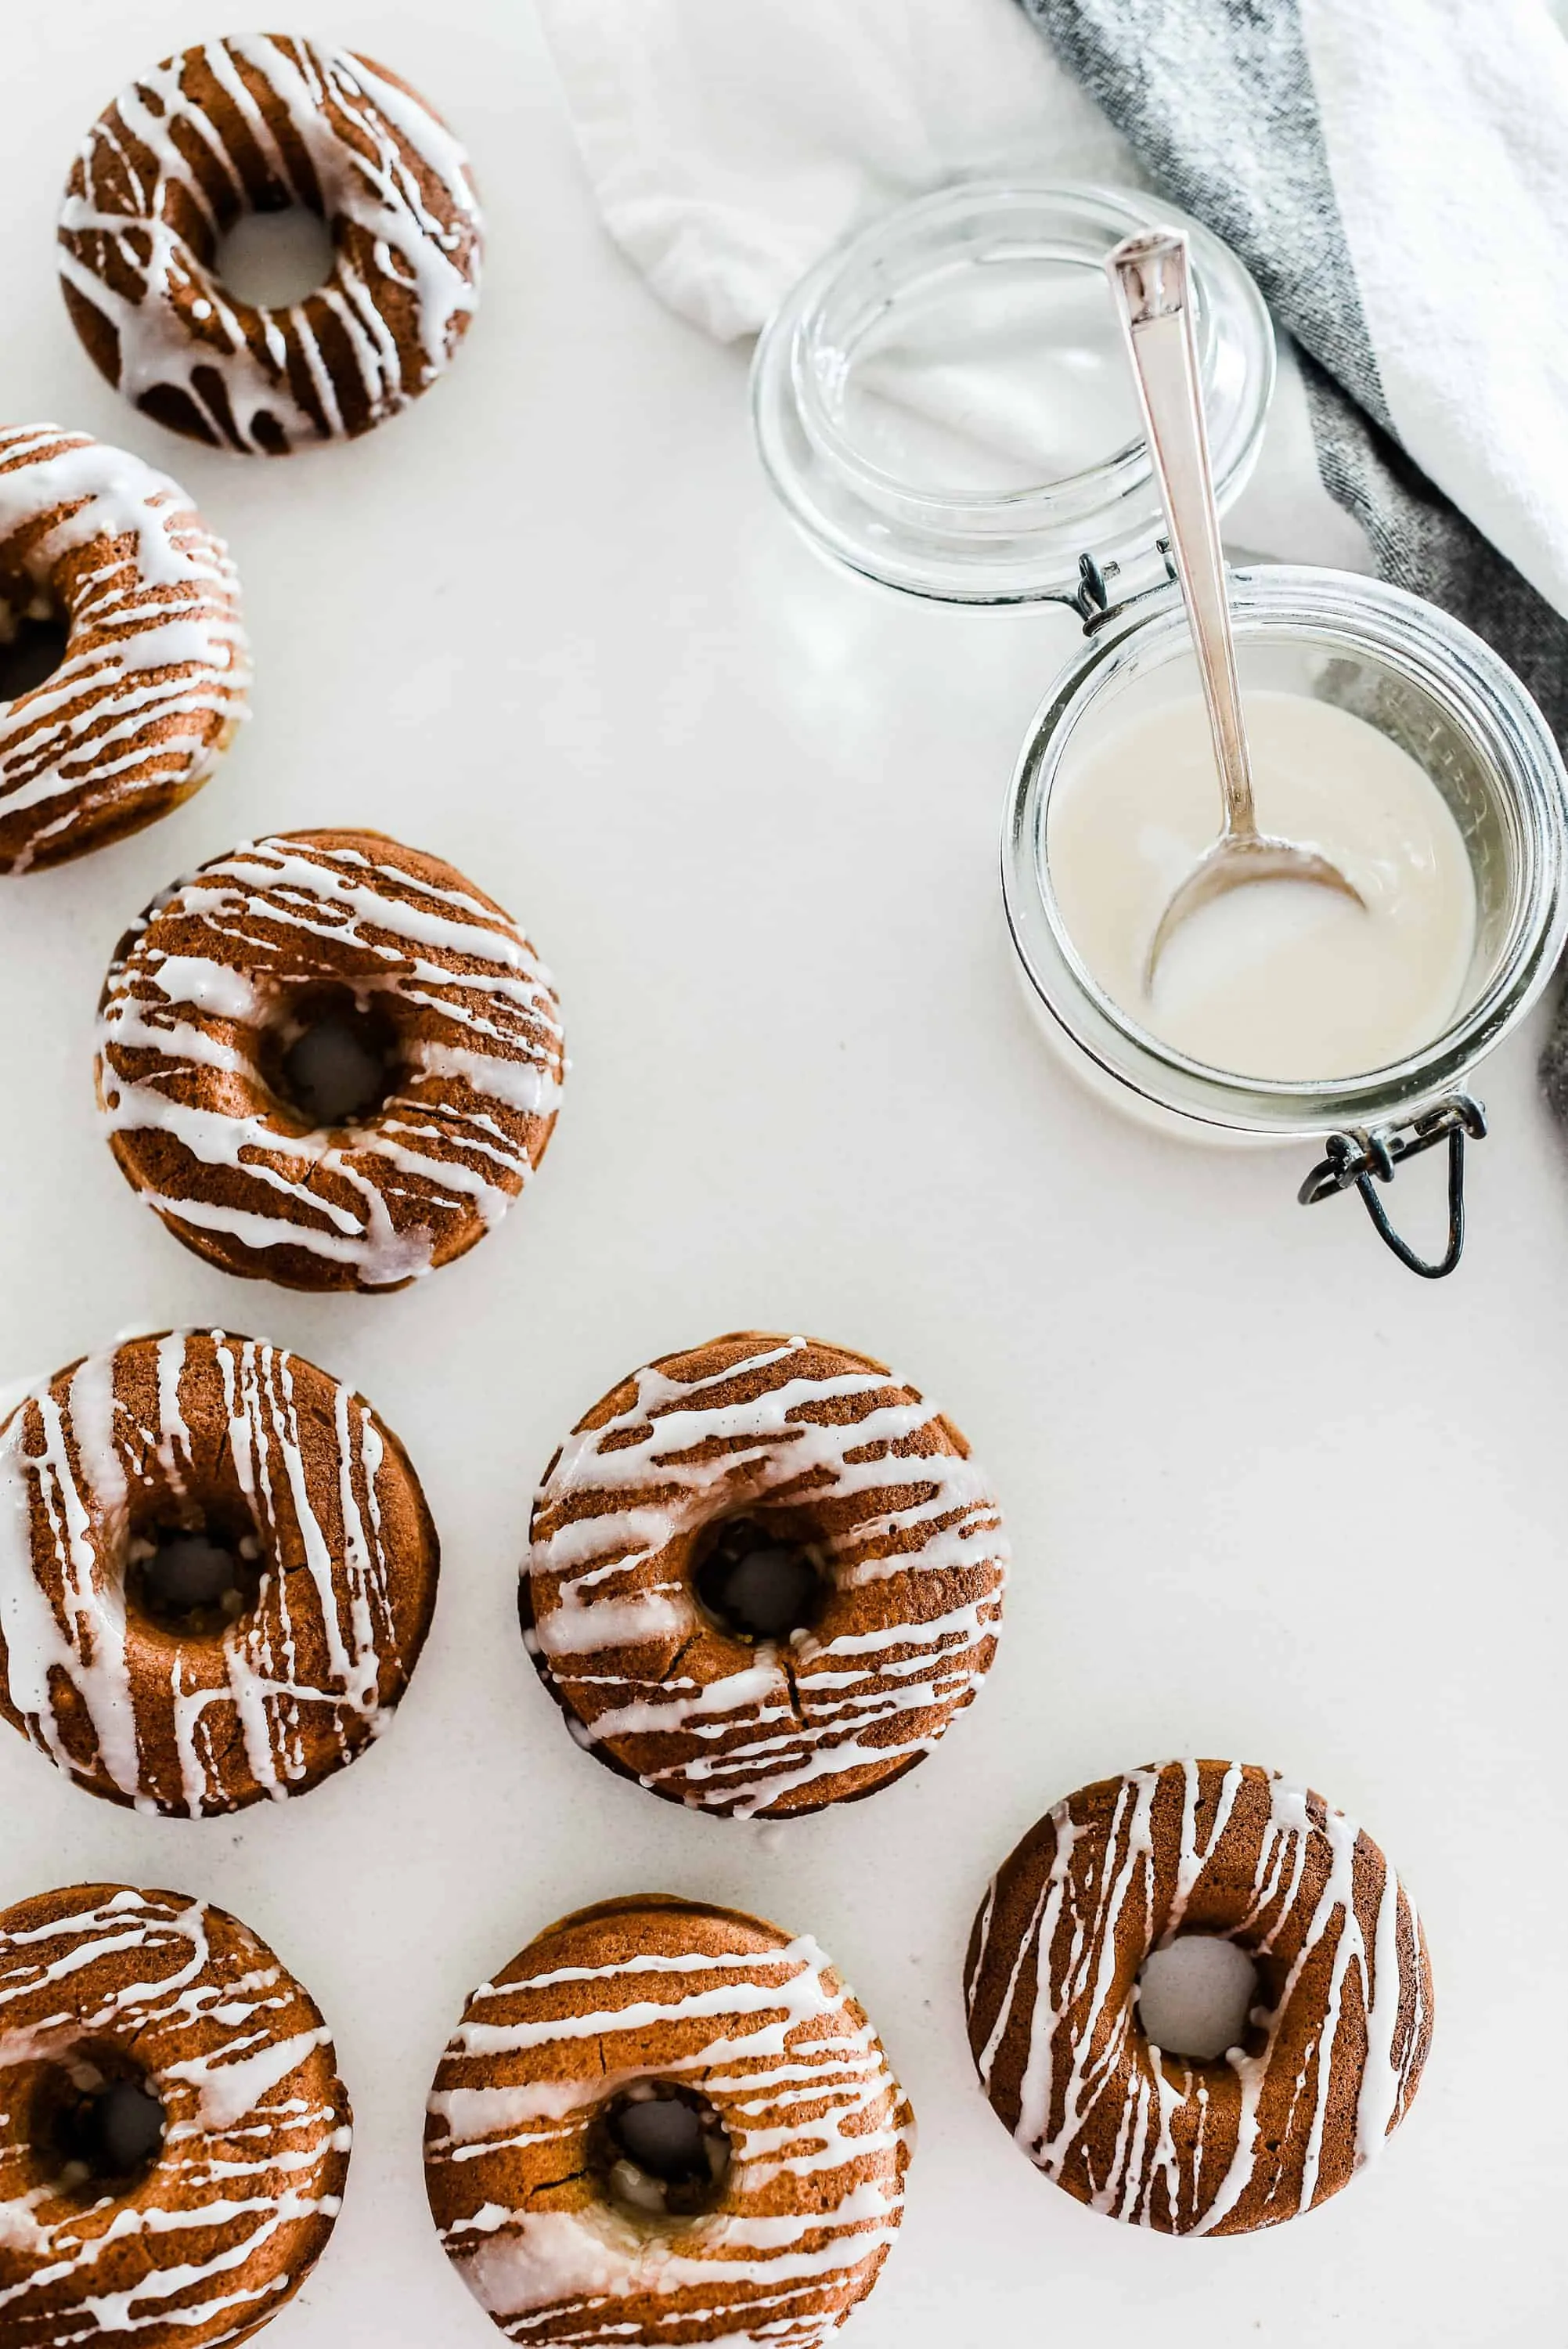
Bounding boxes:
1071 543 1180 633
1296 1094 1487 1280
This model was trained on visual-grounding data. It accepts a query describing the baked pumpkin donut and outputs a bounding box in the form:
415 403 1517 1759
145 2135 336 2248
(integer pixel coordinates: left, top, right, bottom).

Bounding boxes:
59 35 481 453
0 1882 350 2349
424 1894 914 2346
523 1331 1008 1818
96 828 564 1292
0 1329 438 1816
0 425 247 875
964 1759 1433 2235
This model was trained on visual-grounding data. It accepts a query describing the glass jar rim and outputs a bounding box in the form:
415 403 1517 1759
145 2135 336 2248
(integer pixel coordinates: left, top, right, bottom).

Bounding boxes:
1003 565 1568 1137
789 184 1198 522
752 178 1276 603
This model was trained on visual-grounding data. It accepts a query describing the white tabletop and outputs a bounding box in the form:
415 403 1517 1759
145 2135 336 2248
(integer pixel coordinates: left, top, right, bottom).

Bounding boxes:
2 8 1565 2347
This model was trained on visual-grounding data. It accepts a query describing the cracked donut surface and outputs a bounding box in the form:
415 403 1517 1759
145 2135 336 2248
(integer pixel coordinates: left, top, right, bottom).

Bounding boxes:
522 1331 1008 1818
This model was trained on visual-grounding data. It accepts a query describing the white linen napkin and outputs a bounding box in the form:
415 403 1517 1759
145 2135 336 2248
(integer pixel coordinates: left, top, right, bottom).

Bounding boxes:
533 0 1136 343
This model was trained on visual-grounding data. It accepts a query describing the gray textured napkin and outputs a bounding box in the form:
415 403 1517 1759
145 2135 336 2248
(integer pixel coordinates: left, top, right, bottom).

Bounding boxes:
1018 0 1568 1120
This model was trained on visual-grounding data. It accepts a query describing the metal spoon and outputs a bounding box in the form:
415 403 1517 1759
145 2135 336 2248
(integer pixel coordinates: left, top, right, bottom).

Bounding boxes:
1105 229 1364 990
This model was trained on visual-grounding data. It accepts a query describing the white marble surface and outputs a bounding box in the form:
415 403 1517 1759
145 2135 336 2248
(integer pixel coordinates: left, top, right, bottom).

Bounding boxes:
2 7 1566 2347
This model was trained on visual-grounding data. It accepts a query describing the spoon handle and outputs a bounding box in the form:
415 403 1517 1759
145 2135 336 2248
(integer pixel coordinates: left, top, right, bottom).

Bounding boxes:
1106 230 1258 843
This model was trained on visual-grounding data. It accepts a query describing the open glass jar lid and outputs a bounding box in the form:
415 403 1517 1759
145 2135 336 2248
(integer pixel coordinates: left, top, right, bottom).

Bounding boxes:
752 179 1274 604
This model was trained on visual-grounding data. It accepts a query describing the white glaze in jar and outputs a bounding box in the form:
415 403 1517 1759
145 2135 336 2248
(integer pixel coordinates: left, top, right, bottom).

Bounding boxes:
1047 688 1478 1082
1004 568 1568 1148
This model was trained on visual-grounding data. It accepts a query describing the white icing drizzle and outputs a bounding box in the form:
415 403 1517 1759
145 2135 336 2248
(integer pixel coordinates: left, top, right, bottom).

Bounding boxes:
0 426 247 875
0 1885 349 2347
526 1337 1008 1819
0 1330 434 1817
426 1914 913 2347
59 35 481 451
97 833 564 1290
964 1761 1432 2235
58 34 481 451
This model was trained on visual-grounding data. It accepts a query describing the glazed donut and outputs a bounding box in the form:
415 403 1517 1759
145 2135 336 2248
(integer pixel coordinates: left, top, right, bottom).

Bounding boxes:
59 35 481 453
964 1759 1433 2235
0 426 247 875
0 1882 349 2349
0 1329 439 1816
96 828 564 1293
424 1895 913 2347
523 1331 1008 1818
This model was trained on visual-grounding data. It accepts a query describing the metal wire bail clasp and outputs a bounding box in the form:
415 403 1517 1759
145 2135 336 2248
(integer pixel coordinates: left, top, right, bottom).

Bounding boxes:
1296 1095 1488 1280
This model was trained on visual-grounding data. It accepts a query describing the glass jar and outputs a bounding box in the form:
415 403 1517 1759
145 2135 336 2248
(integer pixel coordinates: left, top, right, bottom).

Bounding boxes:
752 179 1274 604
1002 565 1568 1268
752 181 1568 1275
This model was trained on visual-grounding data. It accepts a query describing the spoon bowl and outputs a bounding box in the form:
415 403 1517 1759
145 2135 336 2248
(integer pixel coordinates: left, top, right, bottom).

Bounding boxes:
1105 229 1364 990
1143 831 1366 993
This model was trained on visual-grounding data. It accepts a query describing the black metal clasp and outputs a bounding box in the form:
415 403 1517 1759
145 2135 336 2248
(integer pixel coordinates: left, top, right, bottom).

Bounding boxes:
1069 545 1180 632
1296 1095 1487 1280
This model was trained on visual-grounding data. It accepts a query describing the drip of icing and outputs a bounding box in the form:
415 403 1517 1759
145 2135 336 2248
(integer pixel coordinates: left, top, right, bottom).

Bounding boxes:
526 1337 1007 1816
97 835 564 1287
59 37 481 453
0 427 248 872
162 2027 330 2133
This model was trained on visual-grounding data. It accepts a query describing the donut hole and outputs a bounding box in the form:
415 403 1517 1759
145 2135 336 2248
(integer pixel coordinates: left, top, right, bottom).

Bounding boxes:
126 1515 263 1640
30 2044 166 2196
590 2081 731 2222
692 1515 828 1646
261 988 402 1129
0 608 70 702
212 207 336 309
1136 1936 1260 2064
